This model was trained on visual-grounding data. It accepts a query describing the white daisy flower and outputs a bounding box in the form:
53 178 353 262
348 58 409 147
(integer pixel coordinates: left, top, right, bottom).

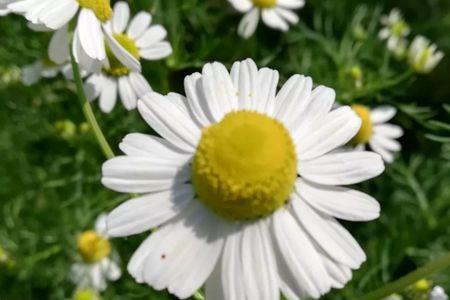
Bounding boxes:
228 0 305 38
21 59 63 86
431 286 449 300
8 0 139 73
379 8 410 53
350 105 403 163
408 35 444 74
83 1 172 113
102 58 385 300
70 214 121 292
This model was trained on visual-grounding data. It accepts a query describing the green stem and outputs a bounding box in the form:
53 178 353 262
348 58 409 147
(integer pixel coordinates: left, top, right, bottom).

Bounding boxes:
360 252 450 300
70 54 115 159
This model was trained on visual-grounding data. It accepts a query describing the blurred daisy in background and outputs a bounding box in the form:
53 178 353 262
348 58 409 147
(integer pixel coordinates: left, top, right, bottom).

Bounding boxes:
379 8 410 55
70 214 121 292
431 286 449 300
350 105 403 163
228 0 305 38
408 35 444 74
102 58 384 300
83 1 172 113
8 0 139 72
21 59 65 86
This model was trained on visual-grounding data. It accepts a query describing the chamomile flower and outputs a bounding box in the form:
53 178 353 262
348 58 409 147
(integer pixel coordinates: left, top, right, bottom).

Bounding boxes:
431 286 449 300
350 105 403 163
408 35 444 74
8 0 139 72
21 59 62 86
102 58 385 300
379 8 410 53
228 0 305 38
83 2 172 113
70 214 121 292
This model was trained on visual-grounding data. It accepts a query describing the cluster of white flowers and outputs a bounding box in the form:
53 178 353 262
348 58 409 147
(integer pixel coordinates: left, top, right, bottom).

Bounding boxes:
1 1 447 300
379 8 444 74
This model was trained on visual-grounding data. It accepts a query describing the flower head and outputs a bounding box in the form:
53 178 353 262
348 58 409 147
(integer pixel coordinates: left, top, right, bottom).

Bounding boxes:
350 105 403 163
228 0 305 38
408 35 444 74
379 8 410 53
102 58 385 299
9 0 140 73
83 1 172 113
70 214 121 292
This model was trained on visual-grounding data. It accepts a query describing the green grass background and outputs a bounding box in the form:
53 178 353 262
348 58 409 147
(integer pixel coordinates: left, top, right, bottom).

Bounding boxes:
0 0 450 299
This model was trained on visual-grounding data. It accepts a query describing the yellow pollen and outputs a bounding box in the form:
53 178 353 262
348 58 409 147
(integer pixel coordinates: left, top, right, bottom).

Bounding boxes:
350 104 373 145
192 111 298 221
77 230 111 263
103 33 140 77
253 0 277 8
77 0 112 22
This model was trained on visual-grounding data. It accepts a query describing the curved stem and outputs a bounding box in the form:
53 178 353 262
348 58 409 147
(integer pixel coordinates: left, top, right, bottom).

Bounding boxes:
70 54 115 159
360 252 450 300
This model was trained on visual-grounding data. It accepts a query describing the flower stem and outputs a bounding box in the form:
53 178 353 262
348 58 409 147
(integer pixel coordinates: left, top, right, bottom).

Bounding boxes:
70 54 115 159
360 252 450 300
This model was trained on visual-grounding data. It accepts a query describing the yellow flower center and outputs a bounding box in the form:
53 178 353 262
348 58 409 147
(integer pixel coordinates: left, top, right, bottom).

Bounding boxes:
414 47 432 72
77 230 111 263
72 289 101 300
77 0 112 22
391 21 409 37
350 105 373 145
412 279 431 292
253 0 277 8
192 111 298 221
104 33 140 77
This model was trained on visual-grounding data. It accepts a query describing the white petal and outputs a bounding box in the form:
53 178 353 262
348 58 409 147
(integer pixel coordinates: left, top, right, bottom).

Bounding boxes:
118 75 137 110
373 123 404 139
72 26 103 73
298 151 385 185
48 25 70 64
274 74 313 130
369 140 395 163
78 9 106 60
112 1 130 33
262 8 289 31
101 156 190 193
228 0 253 12
127 12 152 39
104 27 141 72
98 76 118 113
128 72 152 97
95 213 109 236
241 219 279 300
101 258 122 281
370 106 397 124
201 62 239 121
291 198 367 269
254 67 279 115
319 252 352 289
296 106 361 161
275 7 299 24
119 133 192 158
136 25 167 48
139 41 173 60
238 8 259 39
184 72 215 126
371 134 401 152
205 262 226 300
90 263 107 291
84 74 104 101
138 92 201 153
278 0 305 9
296 178 380 221
37 0 77 30
272 209 331 298
230 58 258 110
106 184 194 237
138 202 225 299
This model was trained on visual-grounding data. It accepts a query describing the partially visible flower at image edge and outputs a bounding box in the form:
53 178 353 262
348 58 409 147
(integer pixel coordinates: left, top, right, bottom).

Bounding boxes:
102 58 385 299
8 0 140 72
228 0 305 38
83 1 172 113
70 214 121 292
349 105 403 163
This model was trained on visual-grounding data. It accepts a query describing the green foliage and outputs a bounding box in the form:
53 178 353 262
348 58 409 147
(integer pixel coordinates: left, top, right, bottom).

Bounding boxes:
0 0 449 299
